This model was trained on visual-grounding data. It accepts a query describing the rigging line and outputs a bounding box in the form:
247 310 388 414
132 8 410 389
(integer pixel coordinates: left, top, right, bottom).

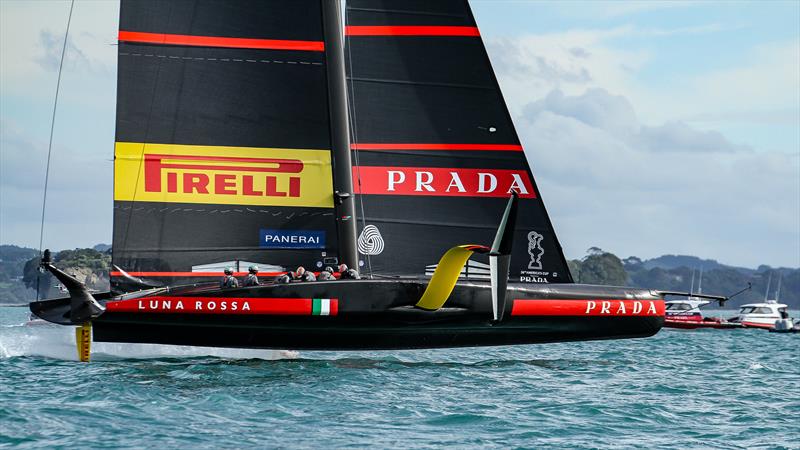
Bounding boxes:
37 0 75 300
344 8 373 278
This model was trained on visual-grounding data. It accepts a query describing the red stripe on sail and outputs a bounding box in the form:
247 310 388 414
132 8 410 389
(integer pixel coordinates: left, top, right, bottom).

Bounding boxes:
345 26 480 37
511 299 665 317
351 143 523 152
118 31 325 52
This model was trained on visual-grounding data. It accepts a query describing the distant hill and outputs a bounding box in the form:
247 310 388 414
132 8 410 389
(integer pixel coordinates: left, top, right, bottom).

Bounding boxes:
0 245 39 303
637 254 754 275
0 245 111 304
572 249 798 309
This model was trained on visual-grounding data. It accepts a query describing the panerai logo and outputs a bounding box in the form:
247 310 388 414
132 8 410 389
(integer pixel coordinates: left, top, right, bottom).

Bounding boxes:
527 231 544 270
260 229 326 249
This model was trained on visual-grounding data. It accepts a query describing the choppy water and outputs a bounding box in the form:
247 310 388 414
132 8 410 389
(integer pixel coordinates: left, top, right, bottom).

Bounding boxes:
1 306 798 449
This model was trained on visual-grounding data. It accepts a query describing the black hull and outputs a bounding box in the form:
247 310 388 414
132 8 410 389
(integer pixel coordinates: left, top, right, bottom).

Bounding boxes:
31 280 664 350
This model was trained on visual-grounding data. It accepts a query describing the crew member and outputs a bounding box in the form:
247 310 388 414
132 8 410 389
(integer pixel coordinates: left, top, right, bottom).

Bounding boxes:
220 267 239 289
243 266 260 287
295 266 316 282
317 266 335 281
338 263 360 280
275 271 292 284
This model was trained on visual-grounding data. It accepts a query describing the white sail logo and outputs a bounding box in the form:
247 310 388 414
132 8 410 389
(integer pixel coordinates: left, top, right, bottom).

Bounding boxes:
358 225 385 255
527 231 544 270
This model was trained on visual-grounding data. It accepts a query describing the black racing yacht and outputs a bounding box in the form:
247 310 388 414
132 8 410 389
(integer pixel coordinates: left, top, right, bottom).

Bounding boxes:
32 0 712 360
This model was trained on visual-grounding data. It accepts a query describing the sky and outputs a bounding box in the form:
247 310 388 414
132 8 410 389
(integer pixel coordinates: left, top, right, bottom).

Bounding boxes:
1 0 798 269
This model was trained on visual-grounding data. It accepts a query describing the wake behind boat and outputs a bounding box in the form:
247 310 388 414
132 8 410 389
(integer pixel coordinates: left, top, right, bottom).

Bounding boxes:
30 0 733 360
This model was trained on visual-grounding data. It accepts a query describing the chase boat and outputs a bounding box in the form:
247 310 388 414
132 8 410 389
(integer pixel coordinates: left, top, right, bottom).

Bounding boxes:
730 301 793 330
664 299 742 330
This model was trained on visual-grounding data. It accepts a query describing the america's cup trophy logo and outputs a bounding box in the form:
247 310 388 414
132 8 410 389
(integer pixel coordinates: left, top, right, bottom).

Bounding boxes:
527 231 544 270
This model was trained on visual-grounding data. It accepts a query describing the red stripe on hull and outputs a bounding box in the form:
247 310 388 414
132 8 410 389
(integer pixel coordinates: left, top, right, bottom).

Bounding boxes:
118 31 325 52
511 299 665 317
741 321 775 329
106 297 339 316
345 26 480 37
351 143 523 152
111 271 284 277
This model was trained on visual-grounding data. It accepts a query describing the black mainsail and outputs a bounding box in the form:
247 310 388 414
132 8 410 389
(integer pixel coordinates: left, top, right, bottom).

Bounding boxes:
345 0 572 283
112 0 345 289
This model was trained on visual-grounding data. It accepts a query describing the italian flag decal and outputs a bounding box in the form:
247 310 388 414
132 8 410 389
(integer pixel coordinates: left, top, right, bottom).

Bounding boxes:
311 298 336 316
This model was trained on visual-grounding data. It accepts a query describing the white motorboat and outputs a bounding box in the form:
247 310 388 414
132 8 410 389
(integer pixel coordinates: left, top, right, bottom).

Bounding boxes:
731 300 792 329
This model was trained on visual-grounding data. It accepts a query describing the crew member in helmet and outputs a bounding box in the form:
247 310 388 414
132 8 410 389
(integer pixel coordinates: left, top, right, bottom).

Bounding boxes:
220 267 239 289
317 266 335 280
337 263 360 280
243 266 260 287
275 271 292 284
295 266 316 282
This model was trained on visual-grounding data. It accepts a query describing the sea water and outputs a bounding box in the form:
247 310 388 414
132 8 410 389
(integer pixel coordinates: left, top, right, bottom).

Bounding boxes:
1 306 798 449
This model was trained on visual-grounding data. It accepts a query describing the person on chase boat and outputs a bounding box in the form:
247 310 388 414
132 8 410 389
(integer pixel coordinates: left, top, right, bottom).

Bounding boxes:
220 267 239 289
243 266 259 287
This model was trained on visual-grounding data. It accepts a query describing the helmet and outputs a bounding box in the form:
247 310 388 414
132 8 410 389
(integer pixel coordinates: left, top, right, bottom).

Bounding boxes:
248 265 259 274
338 264 348 273
324 266 334 274
296 266 305 275
224 267 234 275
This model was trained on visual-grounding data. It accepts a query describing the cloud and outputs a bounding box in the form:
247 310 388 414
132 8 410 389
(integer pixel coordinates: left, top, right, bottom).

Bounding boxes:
485 27 799 139
0 117 112 249
524 89 748 153
517 89 800 268
34 29 92 73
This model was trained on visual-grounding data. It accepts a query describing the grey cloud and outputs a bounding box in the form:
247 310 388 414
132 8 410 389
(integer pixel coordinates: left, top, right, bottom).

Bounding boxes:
569 47 591 59
524 88 749 153
0 118 112 249
35 30 93 73
635 121 749 153
487 39 592 84
516 89 798 267
524 88 640 136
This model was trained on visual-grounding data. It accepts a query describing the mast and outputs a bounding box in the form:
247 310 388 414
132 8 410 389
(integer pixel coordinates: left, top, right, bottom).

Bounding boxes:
322 0 358 269
697 266 703 294
764 273 772 301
